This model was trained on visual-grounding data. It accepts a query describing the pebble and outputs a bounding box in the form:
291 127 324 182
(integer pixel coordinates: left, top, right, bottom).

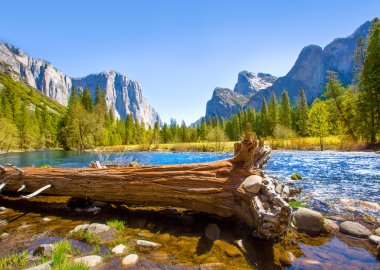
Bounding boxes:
0 220 7 226
205 223 221 241
369 235 380 245
0 232 9 239
24 260 53 270
42 217 52 223
339 221 371 238
69 224 89 234
242 175 263 193
136 240 161 251
33 244 54 256
111 244 128 255
122 254 139 267
73 255 102 267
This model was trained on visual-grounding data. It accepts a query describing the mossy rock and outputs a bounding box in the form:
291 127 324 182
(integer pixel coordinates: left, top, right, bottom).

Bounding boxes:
290 173 302 180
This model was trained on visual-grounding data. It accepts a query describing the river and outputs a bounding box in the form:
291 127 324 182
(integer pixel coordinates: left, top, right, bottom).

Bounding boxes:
0 150 379 269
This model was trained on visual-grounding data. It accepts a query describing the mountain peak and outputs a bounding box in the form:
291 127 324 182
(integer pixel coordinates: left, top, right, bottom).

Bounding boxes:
233 70 277 96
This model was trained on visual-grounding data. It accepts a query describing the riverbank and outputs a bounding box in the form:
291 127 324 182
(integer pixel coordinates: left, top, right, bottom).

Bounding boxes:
1 136 377 154
93 136 376 153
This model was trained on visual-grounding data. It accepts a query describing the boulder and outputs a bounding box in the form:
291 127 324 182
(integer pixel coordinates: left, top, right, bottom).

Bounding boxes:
122 254 139 267
111 244 128 255
25 261 53 270
136 240 161 251
369 235 380 245
205 223 221 241
374 227 380 236
33 244 54 256
292 208 324 233
322 219 339 234
242 175 262 194
339 221 371 238
73 255 102 267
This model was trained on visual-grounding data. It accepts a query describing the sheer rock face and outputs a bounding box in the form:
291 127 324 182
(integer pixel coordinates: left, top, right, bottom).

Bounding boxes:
204 21 371 120
0 41 161 126
233 71 277 96
205 87 249 120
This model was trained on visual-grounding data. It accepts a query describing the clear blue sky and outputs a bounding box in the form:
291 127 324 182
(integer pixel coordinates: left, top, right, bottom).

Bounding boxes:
1 0 379 124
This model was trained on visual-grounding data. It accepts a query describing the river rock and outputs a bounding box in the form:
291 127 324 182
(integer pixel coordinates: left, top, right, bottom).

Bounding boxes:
242 175 262 193
292 208 324 233
339 221 371 238
136 240 161 251
0 220 7 226
369 235 380 245
0 232 9 239
205 223 221 241
25 260 53 270
279 251 295 266
73 255 102 267
322 219 339 234
33 244 54 256
69 224 90 234
377 244 380 259
87 223 111 234
111 244 128 255
122 254 139 267
42 217 52 223
374 227 380 236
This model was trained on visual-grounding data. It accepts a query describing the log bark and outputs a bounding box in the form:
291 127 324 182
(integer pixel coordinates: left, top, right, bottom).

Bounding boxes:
0 135 291 239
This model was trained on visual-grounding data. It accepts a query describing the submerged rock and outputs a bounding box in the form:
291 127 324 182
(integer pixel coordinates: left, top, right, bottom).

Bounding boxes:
111 244 128 255
205 223 221 241
122 254 139 267
322 219 339 234
339 221 371 238
135 240 161 251
25 260 53 270
73 255 102 267
33 244 54 256
87 223 111 234
69 224 90 234
369 235 380 245
292 208 323 233
279 251 295 266
242 175 262 193
290 173 302 180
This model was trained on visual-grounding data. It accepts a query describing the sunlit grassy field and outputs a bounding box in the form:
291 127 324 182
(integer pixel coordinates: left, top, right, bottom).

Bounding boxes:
94 136 368 153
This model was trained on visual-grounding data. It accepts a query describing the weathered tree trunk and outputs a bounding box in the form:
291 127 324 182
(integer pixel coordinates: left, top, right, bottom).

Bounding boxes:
0 135 291 239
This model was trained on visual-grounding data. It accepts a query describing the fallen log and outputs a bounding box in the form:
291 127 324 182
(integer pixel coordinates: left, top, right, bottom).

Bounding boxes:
0 134 291 239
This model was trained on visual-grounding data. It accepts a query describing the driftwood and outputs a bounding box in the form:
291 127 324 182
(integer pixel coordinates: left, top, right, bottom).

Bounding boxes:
0 135 292 239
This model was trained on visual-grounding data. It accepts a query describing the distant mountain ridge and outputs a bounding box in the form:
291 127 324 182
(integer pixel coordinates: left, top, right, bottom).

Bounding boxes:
205 20 372 120
0 41 161 126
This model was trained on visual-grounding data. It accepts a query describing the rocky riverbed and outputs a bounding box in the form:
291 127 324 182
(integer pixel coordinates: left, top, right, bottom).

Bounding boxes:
0 196 379 270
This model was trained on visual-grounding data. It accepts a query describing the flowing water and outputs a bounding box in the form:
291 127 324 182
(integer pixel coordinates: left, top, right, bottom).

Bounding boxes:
0 150 379 269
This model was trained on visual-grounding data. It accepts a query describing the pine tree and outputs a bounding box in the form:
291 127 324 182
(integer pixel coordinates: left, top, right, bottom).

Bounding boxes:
279 90 291 128
268 92 279 135
297 89 309 136
324 71 357 140
81 86 93 112
358 18 380 143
